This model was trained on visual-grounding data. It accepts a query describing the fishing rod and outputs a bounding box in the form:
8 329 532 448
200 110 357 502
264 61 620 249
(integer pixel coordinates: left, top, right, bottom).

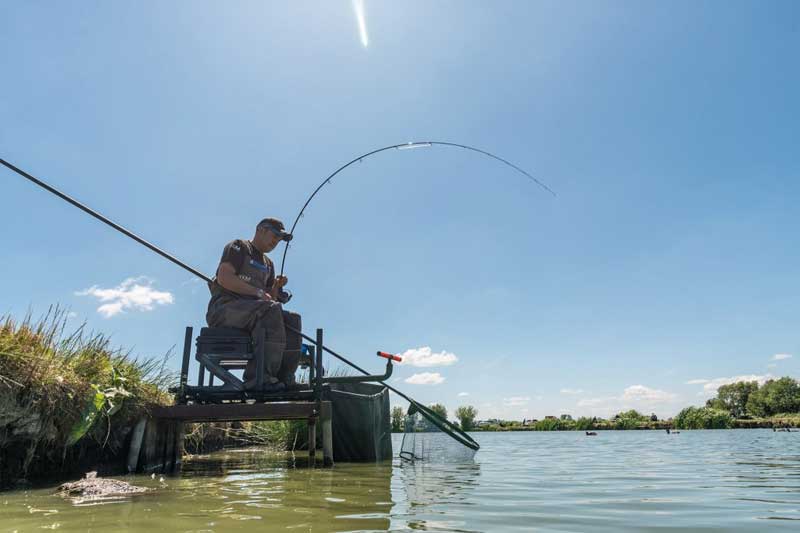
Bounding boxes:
279 140 555 276
0 156 449 417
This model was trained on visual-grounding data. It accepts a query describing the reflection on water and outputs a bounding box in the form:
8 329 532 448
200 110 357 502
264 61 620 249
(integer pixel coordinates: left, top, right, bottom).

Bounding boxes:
2 430 800 532
2 448 396 532
393 461 481 532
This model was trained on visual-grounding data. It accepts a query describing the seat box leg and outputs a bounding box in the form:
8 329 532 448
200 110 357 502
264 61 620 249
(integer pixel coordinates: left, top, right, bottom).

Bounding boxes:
197 354 245 391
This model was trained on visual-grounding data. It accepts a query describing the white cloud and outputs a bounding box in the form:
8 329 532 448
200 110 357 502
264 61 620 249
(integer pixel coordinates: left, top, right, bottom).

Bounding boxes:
404 372 445 385
181 277 204 294
560 388 584 395
576 385 679 418
399 346 458 367
503 396 530 407
76 277 174 318
67 311 78 319
457 392 469 397
621 385 675 403
578 396 615 408
686 379 709 385
772 353 792 361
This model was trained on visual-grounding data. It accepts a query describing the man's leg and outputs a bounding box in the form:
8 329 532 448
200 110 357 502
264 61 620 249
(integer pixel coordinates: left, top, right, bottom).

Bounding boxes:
208 297 286 387
278 311 302 387
248 301 287 386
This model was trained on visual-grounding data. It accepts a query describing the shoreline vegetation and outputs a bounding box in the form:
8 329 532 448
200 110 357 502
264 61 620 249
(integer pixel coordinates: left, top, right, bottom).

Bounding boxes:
393 379 800 433
0 310 301 488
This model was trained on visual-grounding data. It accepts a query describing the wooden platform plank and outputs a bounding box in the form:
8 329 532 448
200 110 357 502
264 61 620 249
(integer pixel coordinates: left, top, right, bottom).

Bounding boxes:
151 401 327 422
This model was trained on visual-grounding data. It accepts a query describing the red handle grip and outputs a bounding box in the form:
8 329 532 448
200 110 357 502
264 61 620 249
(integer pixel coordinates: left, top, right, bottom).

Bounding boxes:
377 351 403 362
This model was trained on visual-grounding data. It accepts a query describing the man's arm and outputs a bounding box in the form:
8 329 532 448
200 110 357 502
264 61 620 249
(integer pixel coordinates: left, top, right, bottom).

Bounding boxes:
217 262 270 299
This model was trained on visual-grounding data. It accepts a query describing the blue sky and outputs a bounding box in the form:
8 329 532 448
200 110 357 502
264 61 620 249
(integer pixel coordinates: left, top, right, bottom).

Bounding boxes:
2 1 798 420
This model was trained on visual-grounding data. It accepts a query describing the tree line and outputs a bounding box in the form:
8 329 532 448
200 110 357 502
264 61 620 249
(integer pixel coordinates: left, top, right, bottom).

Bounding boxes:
674 376 800 429
389 377 800 433
391 404 477 432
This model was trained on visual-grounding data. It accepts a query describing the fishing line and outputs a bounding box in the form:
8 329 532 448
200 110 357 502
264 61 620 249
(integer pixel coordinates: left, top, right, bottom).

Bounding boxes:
279 140 555 276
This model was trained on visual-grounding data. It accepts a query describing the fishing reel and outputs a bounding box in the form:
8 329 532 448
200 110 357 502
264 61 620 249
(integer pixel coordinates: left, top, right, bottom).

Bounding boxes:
277 288 292 304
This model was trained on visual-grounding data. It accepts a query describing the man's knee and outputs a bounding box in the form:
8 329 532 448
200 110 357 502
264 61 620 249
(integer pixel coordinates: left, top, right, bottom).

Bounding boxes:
282 310 301 330
281 311 302 350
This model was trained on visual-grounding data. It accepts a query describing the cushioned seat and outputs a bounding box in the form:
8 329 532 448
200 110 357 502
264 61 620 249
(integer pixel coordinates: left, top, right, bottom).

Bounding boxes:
195 327 266 392
200 327 250 338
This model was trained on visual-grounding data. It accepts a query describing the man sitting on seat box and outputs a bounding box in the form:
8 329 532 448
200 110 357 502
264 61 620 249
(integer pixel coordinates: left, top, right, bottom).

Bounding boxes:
206 217 302 392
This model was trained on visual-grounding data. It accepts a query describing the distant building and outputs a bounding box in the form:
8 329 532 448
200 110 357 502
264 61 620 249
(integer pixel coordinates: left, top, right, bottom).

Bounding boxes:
545 415 557 420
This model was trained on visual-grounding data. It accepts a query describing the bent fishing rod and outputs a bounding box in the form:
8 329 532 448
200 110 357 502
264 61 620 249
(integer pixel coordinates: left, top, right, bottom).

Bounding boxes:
279 140 555 276
0 157 426 407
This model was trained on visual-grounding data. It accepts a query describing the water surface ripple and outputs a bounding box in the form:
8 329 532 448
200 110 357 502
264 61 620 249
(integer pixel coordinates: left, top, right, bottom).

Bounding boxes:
2 430 799 531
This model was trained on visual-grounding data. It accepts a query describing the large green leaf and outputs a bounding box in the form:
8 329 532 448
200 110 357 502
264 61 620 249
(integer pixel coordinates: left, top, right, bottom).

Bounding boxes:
65 389 106 446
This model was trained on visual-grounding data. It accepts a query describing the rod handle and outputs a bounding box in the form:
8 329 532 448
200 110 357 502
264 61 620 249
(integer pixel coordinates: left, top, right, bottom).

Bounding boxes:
377 351 402 362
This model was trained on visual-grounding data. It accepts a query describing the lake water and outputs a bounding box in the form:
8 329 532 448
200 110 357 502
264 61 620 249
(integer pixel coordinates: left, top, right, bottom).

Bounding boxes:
3 430 800 532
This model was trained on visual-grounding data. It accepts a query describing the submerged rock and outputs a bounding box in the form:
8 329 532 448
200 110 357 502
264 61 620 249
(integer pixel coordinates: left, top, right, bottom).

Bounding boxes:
57 471 149 498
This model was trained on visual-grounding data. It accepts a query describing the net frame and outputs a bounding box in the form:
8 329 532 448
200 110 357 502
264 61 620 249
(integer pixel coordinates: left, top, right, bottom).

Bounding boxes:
400 401 479 463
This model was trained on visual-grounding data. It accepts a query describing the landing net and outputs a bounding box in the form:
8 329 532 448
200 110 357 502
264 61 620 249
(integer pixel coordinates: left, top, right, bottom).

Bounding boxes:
400 401 479 463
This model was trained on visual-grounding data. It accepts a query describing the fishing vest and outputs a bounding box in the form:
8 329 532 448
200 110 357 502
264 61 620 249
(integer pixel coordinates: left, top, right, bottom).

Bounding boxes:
208 240 273 301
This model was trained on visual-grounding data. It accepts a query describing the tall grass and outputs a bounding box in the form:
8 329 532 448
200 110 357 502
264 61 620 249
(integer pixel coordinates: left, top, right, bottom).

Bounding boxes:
0 308 174 485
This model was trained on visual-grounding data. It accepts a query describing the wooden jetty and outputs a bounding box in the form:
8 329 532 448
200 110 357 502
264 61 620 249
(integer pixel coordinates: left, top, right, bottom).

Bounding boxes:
126 326 394 474
127 401 333 474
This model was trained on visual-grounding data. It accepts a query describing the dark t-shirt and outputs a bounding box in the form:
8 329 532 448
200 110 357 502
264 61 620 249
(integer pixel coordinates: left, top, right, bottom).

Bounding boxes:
218 239 275 289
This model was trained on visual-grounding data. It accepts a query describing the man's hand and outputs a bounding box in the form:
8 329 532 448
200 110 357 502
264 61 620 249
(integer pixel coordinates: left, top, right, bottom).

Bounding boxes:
273 275 288 289
256 288 272 301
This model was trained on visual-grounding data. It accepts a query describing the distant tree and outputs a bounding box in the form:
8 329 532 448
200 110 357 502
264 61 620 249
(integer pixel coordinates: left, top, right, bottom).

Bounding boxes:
710 381 759 418
560 414 573 421
615 409 645 420
746 377 800 417
575 417 594 430
534 418 563 431
705 397 726 411
674 406 733 429
650 413 658 422
391 406 404 432
454 405 478 431
614 417 638 430
429 403 448 421
613 410 647 430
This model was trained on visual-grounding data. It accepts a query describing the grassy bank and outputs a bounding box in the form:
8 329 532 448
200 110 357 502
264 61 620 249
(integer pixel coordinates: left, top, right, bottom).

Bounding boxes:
0 309 175 486
0 310 313 487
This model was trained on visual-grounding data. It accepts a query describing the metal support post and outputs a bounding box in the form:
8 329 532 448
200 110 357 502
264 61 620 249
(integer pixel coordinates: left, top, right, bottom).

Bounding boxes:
308 345 315 386
310 328 324 467
315 328 324 398
179 327 192 403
